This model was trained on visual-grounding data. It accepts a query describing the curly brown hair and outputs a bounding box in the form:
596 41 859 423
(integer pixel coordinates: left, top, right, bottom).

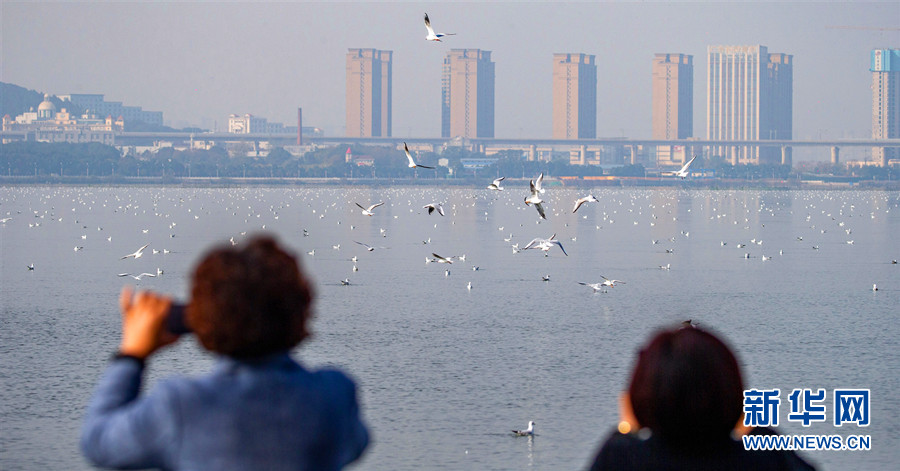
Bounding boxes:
187 235 313 358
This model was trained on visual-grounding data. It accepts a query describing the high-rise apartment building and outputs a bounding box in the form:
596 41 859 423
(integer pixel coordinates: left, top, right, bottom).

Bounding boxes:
652 54 693 139
346 48 392 137
651 53 693 166
871 49 900 166
552 53 596 139
442 49 495 138
707 45 792 165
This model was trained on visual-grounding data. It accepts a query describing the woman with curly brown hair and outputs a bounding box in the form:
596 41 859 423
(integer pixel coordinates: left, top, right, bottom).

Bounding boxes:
81 235 369 470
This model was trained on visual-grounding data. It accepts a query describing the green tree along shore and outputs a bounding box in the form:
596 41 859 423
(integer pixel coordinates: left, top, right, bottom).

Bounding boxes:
0 141 895 182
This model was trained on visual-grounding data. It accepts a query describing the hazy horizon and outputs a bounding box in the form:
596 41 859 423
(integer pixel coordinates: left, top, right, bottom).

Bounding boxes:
3 1 899 161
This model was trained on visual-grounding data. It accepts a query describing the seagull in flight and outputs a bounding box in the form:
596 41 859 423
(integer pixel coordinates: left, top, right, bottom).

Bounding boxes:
578 282 607 292
355 202 384 216
512 421 535 437
404 142 434 169
423 13 455 42
424 203 445 216
572 195 598 213
354 241 377 251
522 233 568 256
600 275 625 287
524 175 547 219
487 177 505 191
121 243 150 260
430 253 454 264
674 155 698 179
118 272 156 280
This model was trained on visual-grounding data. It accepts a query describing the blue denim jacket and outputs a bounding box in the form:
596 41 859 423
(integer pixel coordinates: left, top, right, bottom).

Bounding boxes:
81 353 369 470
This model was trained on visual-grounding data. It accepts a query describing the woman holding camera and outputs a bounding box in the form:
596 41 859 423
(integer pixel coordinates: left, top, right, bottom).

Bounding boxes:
81 236 369 470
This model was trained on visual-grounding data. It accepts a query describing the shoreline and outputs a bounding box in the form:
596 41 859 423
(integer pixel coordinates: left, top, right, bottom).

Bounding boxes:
1 176 899 190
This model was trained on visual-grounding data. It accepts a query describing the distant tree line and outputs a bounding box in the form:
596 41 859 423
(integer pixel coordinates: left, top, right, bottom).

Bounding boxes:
2 141 895 181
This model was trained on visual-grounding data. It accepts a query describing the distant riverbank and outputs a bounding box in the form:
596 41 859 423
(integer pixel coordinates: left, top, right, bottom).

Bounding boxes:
1 175 898 190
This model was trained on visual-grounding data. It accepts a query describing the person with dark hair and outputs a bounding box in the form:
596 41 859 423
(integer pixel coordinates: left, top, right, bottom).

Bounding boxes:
81 235 369 470
588 326 815 471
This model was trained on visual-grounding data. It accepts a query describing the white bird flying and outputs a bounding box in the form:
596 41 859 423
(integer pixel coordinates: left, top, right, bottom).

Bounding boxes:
572 195 598 213
121 243 150 260
578 282 606 292
600 275 625 287
117 272 156 280
522 233 568 256
404 142 434 169
431 253 454 264
674 155 698 179
354 241 377 251
355 202 385 216
524 175 547 219
423 12 455 42
487 177 505 191
424 203 445 216
512 421 535 436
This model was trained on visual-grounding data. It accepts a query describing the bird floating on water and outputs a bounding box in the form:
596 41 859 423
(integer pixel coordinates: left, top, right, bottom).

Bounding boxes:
512 421 535 436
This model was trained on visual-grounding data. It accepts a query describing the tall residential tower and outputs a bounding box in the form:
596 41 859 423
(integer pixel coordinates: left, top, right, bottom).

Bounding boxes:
552 53 597 139
651 53 693 166
871 49 900 166
442 49 495 138
707 45 792 165
346 48 392 137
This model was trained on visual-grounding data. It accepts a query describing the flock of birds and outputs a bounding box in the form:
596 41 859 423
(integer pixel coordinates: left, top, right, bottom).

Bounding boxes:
2 183 896 444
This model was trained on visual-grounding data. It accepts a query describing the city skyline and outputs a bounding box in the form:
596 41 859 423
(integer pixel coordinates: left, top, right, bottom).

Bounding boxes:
3 1 899 162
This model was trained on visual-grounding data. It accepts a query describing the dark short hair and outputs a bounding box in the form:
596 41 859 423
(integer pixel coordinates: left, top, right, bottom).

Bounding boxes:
628 327 744 447
187 235 313 358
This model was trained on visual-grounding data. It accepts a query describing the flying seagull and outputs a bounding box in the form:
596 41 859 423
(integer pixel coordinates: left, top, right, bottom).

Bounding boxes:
572 195 598 213
355 202 384 216
487 177 505 191
431 253 454 264
121 243 150 260
424 203 445 216
354 241 377 251
423 13 455 42
117 272 156 280
522 233 568 256
404 142 434 169
512 421 535 437
578 282 607 293
524 175 547 219
600 275 626 287
674 155 698 179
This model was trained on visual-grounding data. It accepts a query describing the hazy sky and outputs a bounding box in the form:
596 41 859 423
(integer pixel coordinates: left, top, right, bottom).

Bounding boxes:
3 1 899 159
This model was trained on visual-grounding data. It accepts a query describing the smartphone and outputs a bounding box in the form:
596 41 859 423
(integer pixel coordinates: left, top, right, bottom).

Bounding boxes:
165 303 192 334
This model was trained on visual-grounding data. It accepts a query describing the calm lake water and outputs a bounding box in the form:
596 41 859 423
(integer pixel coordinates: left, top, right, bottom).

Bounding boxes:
1 185 898 470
